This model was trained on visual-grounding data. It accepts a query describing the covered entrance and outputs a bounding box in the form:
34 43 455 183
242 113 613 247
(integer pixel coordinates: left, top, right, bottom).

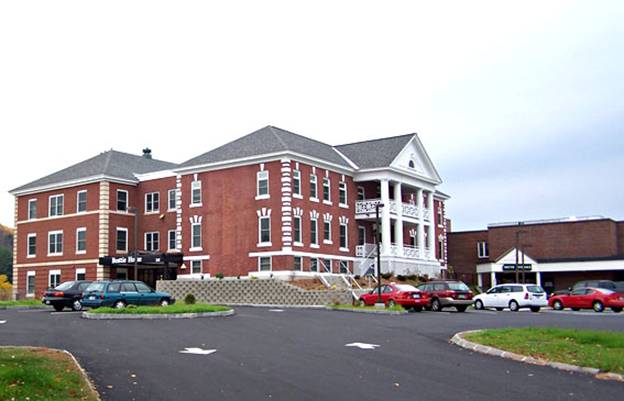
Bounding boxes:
99 252 183 288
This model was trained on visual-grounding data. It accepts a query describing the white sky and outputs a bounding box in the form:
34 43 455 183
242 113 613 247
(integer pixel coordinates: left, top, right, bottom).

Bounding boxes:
1 1 622 230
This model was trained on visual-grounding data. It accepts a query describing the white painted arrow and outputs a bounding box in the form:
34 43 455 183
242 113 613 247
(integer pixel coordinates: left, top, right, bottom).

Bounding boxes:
268 309 284 312
179 348 217 355
345 342 380 350
0 320 6 324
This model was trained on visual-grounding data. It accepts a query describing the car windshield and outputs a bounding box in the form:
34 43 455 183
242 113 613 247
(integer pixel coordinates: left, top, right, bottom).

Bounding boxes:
448 282 470 291
526 286 545 293
395 284 418 292
54 281 75 291
85 282 106 292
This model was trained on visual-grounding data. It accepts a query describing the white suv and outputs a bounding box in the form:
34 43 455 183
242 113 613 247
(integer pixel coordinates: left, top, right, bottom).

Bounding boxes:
473 284 548 312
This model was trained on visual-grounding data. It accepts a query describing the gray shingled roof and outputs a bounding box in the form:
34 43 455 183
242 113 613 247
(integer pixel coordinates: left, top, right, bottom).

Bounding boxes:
12 150 177 193
334 133 414 169
178 126 352 168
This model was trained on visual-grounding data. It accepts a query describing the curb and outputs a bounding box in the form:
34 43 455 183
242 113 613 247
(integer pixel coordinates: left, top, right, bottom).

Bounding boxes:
81 309 235 320
0 305 49 310
450 330 624 382
222 303 325 309
324 306 408 315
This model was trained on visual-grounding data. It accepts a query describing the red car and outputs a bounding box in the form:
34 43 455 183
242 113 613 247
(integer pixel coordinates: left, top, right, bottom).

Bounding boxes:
549 287 624 313
358 283 429 311
417 280 473 312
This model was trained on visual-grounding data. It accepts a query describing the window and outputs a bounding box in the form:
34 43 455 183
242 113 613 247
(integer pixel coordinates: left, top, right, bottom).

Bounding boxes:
340 223 348 249
145 232 160 251
437 238 443 260
27 234 36 257
294 256 302 271
257 170 269 198
323 221 331 243
168 230 176 251
121 283 137 292
310 258 318 272
48 231 63 255
437 207 443 226
145 192 159 213
339 260 348 274
28 199 37 220
191 181 202 205
322 259 332 273
49 270 61 289
168 189 177 210
293 216 302 244
116 228 128 252
191 260 202 274
358 226 366 246
339 182 347 205
48 194 64 217
136 282 152 293
117 190 128 211
259 256 272 271
115 268 127 280
322 177 331 202
76 268 86 281
259 216 271 244
77 190 87 213
293 169 301 196
191 223 202 249
310 218 318 245
309 174 318 199
357 187 365 201
477 241 489 258
76 228 87 254
26 272 35 296
408 160 415 169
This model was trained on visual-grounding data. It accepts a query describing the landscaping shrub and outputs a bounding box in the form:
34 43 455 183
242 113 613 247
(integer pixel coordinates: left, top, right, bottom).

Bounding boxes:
353 275 360 280
216 272 224 280
406 274 418 281
184 293 196 305
396 275 406 281
381 272 393 280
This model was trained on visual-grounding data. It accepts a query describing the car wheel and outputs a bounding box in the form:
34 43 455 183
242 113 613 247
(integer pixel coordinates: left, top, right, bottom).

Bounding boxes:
114 301 126 309
456 305 467 312
387 299 396 308
53 304 64 312
495 307 504 311
358 299 366 307
509 300 519 312
160 298 170 307
431 299 442 312
593 301 604 313
71 300 83 311
611 307 622 313
474 300 484 310
530 306 541 313
552 300 564 310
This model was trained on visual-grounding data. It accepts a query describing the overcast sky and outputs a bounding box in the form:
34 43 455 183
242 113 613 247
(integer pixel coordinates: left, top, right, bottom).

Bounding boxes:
1 1 622 231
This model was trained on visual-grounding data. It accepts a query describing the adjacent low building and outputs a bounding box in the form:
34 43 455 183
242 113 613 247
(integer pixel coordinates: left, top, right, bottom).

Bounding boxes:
447 216 624 292
10 126 449 298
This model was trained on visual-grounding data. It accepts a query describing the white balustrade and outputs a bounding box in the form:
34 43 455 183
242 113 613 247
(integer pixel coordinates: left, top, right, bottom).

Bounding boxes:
423 209 432 221
356 243 427 260
402 203 419 219
355 199 383 215
357 199 425 220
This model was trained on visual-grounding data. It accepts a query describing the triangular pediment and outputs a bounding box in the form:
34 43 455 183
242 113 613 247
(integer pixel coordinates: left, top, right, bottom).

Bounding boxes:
390 135 442 184
495 248 538 265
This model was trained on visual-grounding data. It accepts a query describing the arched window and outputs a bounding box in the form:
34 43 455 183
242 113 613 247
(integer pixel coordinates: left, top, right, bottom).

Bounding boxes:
408 160 415 169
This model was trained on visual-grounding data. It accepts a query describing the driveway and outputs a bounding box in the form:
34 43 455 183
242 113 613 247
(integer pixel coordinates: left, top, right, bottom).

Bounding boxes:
0 307 623 401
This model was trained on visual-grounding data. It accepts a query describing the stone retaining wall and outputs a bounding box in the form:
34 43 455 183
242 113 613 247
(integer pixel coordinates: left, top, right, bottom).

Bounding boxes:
156 278 353 306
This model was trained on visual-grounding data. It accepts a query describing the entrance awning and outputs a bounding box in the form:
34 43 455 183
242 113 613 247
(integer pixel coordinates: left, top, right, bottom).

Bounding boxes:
99 252 183 267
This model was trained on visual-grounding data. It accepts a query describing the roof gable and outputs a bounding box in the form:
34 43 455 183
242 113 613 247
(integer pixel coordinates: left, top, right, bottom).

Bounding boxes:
390 135 442 183
334 133 414 170
494 248 538 265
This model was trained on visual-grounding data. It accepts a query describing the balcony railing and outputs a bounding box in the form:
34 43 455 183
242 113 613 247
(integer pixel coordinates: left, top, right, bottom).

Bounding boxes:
355 243 428 260
355 199 427 220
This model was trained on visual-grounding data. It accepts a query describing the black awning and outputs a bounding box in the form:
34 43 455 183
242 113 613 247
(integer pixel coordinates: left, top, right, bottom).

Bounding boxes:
99 252 183 267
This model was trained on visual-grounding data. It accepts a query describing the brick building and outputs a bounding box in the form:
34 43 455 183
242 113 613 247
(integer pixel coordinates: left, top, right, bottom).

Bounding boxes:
447 216 624 292
10 126 449 298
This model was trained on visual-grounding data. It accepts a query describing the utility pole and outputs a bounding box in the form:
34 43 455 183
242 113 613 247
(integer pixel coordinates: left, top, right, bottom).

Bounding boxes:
515 223 527 283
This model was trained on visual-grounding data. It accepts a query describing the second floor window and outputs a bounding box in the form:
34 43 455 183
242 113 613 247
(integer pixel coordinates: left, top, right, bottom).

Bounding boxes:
117 190 128 211
310 218 318 245
168 189 177 210
48 231 63 255
28 199 37 220
310 174 317 199
293 216 302 243
259 216 271 244
339 182 347 205
49 195 64 217
145 232 160 251
191 181 202 205
357 187 365 201
27 234 36 257
324 221 331 242
293 170 301 196
77 191 87 213
322 177 331 202
116 228 128 252
76 228 87 253
477 241 489 258
257 171 269 197
191 223 202 249
145 192 159 213
168 230 176 250
340 223 347 249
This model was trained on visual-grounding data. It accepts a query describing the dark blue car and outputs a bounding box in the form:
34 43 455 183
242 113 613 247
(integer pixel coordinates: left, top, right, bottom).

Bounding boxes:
81 280 175 309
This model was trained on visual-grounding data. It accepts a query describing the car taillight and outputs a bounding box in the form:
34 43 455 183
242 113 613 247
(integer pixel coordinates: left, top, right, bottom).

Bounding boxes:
100 294 105 299
53 291 64 297
524 293 529 300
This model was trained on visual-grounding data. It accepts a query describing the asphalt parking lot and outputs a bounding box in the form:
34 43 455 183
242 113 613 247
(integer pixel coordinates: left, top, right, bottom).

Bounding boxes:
1 307 623 401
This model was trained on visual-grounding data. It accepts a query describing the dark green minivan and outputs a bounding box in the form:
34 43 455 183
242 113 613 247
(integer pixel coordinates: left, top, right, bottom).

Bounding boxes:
81 280 175 309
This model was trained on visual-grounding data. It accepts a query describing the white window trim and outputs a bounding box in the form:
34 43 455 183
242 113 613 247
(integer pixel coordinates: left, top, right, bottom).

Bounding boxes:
116 227 128 253
48 194 64 217
75 267 86 280
27 233 36 258
339 223 348 252
167 229 177 252
293 169 302 197
339 260 349 274
145 231 160 252
357 186 365 201
190 181 203 207
322 177 331 204
168 189 177 211
309 174 318 201
75 227 87 255
310 257 319 272
258 256 272 272
323 220 332 244
117 189 129 212
28 198 37 220
358 225 367 247
293 216 302 245
477 241 489 259
47 230 63 256
190 259 203 275
190 222 202 251
256 170 270 199
293 255 303 271
338 182 348 208
26 271 36 297
48 269 61 289
257 216 272 247
145 192 160 214
310 218 318 247
76 190 88 213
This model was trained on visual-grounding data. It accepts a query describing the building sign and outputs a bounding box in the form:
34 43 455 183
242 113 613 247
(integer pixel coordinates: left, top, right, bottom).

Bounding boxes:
99 253 183 267
502 264 532 272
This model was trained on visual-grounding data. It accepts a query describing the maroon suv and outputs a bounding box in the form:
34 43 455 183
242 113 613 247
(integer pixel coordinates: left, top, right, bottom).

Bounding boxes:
417 280 473 312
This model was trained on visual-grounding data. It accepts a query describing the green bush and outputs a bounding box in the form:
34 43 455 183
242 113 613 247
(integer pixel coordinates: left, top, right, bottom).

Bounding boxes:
216 272 224 280
184 293 196 305
396 275 406 281
353 275 360 280
381 272 393 280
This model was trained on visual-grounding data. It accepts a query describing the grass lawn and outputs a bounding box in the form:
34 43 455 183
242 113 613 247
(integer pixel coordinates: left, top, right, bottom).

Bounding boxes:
464 327 624 373
89 303 231 314
0 347 98 401
329 303 406 312
0 299 42 308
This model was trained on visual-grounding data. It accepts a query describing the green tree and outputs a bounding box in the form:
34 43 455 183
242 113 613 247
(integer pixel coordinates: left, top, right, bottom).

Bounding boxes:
0 246 12 282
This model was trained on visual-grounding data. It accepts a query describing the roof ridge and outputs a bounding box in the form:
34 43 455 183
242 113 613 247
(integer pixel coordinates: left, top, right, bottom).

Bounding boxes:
102 150 114 174
268 126 289 150
335 132 415 148
268 125 335 148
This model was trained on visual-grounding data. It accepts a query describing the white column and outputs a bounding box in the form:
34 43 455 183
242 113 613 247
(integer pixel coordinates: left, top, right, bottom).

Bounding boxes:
535 272 542 287
380 179 391 256
490 271 497 287
416 188 424 253
393 182 403 254
477 273 483 288
426 191 435 259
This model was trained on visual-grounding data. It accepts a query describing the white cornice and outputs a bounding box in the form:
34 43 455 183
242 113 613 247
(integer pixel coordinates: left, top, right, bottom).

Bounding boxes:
134 170 177 181
10 175 138 197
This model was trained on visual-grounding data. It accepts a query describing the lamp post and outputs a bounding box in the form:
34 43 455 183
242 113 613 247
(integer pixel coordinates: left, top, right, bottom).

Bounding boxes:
375 202 385 304
128 206 139 280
